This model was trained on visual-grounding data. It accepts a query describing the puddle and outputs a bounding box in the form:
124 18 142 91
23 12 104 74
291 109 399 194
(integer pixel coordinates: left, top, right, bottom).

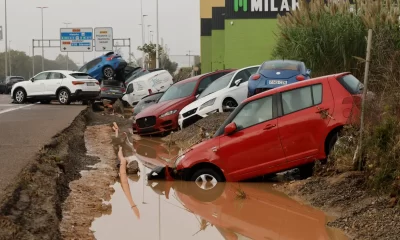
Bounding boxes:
90 138 349 240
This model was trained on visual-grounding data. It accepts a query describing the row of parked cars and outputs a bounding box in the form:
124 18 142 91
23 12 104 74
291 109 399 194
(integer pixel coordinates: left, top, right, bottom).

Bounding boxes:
130 60 365 186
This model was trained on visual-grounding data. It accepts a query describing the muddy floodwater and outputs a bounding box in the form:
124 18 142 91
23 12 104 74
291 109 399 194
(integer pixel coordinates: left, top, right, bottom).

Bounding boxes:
89 137 349 240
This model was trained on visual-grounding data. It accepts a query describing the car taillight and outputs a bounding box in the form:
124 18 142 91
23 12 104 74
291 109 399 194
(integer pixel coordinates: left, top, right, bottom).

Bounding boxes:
148 89 153 95
95 81 99 85
121 88 126 92
101 87 109 91
72 81 85 85
252 74 261 80
106 56 115 61
296 75 305 81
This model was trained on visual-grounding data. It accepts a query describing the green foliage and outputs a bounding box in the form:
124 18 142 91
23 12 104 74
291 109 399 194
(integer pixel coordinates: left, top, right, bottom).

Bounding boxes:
137 43 163 55
161 56 178 75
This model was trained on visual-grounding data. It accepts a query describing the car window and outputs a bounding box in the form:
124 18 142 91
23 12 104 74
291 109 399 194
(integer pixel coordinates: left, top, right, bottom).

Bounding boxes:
230 70 249 87
197 76 214 94
199 72 235 98
231 96 273 131
127 84 134 93
337 74 363 94
261 61 300 71
158 81 197 102
281 84 322 115
33 72 49 81
247 66 259 75
47 72 63 79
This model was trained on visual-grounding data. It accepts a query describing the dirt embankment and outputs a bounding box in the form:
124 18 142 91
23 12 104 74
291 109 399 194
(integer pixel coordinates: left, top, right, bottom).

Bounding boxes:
0 109 98 240
162 112 230 149
276 172 400 240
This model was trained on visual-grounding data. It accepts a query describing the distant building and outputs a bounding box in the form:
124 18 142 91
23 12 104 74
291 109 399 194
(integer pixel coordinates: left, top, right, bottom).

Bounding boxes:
200 0 299 73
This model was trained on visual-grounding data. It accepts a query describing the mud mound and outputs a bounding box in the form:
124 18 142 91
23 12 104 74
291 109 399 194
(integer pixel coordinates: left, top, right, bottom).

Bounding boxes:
0 109 98 240
163 112 230 149
276 172 400 239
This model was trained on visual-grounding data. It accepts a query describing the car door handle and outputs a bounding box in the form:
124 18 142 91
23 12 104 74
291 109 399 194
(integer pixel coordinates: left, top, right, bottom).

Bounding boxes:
316 107 329 113
263 124 276 130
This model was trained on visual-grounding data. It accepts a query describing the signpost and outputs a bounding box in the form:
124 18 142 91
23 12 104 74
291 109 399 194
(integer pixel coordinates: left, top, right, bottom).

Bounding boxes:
95 27 113 52
0 26 3 41
60 28 93 52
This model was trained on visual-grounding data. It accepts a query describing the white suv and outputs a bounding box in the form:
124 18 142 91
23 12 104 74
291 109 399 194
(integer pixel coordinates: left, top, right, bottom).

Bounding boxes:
11 70 100 105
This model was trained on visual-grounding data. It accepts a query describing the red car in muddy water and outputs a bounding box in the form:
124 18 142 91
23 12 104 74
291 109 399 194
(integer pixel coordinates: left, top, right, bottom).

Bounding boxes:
133 70 235 135
169 72 363 183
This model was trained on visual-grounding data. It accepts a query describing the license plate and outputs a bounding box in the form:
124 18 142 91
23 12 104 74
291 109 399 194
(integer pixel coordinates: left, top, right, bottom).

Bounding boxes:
110 90 120 93
268 80 288 85
87 82 95 86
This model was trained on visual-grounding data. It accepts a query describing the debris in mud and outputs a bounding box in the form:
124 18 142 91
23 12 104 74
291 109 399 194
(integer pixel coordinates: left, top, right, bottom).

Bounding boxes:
60 125 118 240
163 112 230 149
127 161 140 174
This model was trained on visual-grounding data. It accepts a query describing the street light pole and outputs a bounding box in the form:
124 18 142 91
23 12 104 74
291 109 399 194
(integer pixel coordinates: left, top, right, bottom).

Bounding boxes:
156 0 160 69
147 25 151 43
63 22 71 70
140 0 146 69
4 0 8 78
37 6 48 72
8 40 11 75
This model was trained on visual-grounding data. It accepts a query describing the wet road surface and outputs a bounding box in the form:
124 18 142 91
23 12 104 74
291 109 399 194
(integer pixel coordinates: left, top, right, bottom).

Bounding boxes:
91 138 349 240
0 94 86 201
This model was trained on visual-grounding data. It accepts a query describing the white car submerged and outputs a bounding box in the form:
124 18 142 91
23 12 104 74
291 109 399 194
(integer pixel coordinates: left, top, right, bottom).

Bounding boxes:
178 65 260 129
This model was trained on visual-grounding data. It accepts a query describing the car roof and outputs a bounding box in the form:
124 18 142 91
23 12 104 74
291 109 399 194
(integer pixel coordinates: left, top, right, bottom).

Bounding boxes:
176 69 236 85
244 72 351 103
129 70 168 83
37 70 87 75
262 60 303 65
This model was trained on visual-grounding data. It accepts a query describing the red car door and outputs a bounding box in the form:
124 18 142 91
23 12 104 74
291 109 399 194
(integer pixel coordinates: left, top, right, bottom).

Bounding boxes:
216 94 286 181
277 81 334 163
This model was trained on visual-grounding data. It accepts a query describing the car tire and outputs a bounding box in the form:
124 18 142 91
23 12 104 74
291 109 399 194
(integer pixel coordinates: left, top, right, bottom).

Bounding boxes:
81 100 89 105
189 168 224 202
103 66 115 79
57 89 71 105
14 88 26 104
222 98 238 112
299 162 314 179
40 100 51 104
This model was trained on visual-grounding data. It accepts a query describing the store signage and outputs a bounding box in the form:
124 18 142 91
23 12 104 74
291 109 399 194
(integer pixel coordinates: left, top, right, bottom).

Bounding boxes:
226 0 299 19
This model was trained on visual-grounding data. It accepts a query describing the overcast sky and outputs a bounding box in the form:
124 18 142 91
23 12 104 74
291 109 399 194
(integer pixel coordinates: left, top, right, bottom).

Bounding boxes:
0 0 200 66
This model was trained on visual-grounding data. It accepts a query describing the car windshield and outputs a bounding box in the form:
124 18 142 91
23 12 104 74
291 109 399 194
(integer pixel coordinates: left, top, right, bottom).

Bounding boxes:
261 61 300 71
158 81 197 102
199 72 235 98
70 73 94 79
133 93 164 115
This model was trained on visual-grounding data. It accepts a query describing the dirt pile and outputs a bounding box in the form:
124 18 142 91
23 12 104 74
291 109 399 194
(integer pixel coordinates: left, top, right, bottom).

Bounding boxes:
0 109 98 240
276 172 400 240
59 125 118 240
162 112 230 149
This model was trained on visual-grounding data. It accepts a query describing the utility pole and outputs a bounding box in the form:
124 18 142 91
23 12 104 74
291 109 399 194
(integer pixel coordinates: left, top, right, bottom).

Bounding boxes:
63 22 71 70
156 0 160 69
37 6 48 71
140 0 146 69
8 40 11 75
147 25 151 43
4 0 8 78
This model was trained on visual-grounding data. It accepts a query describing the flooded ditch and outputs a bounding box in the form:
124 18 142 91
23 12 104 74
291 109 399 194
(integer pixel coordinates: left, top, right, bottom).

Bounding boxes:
0 109 350 240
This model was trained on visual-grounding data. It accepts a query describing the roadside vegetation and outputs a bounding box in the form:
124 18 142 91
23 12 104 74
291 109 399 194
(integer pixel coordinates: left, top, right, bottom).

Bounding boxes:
274 0 400 198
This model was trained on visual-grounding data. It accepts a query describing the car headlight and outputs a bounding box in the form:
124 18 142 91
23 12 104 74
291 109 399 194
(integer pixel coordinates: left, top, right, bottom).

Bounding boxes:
160 110 177 118
175 154 185 166
199 98 216 111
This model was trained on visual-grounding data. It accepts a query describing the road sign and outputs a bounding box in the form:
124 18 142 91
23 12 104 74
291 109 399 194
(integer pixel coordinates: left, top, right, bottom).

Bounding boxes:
95 27 113 52
60 28 93 52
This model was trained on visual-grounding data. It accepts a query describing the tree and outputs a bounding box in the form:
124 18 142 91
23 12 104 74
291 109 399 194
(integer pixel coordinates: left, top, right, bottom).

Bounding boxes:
160 56 178 75
137 43 163 69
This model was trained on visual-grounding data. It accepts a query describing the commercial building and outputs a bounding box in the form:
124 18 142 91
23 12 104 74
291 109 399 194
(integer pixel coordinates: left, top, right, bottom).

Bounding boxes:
200 0 299 73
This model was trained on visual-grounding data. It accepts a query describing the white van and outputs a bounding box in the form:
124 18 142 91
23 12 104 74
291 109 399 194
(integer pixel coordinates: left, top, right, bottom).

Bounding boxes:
122 70 173 106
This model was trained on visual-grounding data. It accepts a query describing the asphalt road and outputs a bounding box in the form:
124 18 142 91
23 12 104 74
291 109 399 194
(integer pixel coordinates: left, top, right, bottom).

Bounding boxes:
0 94 86 200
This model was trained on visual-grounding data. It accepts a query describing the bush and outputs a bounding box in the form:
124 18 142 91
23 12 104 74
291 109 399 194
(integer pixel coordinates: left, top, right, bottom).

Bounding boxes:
274 0 400 194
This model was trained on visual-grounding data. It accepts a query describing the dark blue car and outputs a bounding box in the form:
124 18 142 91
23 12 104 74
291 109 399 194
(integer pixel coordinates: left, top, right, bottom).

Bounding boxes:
248 60 311 97
78 52 127 81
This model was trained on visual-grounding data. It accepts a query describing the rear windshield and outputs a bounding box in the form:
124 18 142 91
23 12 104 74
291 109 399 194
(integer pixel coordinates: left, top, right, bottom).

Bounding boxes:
337 74 363 94
10 77 24 82
70 73 94 79
158 81 197 102
261 61 300 71
102 80 122 86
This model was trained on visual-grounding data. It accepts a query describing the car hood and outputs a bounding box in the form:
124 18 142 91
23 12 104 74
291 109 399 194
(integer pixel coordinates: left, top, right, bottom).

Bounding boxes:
180 88 228 114
136 97 192 118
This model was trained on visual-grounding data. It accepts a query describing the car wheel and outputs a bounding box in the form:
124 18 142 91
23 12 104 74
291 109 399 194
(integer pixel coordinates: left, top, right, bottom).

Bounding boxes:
222 98 238 112
299 162 314 179
40 100 51 104
58 89 71 105
103 66 115 79
14 89 26 104
189 168 225 202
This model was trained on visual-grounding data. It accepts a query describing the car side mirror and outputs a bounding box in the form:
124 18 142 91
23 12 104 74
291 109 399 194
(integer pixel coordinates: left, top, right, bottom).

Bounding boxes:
234 79 242 86
224 122 237 136
30 78 34 82
306 69 311 76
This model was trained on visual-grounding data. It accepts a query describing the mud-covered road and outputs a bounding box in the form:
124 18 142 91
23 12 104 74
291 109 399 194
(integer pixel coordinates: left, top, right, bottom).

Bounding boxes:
0 95 85 202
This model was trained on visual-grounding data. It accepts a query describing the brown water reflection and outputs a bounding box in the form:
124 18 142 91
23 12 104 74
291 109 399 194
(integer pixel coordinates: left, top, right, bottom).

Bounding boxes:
91 138 348 240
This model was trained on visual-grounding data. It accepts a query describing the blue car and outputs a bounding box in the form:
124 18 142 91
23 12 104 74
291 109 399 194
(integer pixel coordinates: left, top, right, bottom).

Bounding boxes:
248 60 311 97
78 52 127 81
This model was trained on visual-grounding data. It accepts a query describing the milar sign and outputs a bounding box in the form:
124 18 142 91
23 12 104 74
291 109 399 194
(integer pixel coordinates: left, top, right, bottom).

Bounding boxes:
227 0 299 19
